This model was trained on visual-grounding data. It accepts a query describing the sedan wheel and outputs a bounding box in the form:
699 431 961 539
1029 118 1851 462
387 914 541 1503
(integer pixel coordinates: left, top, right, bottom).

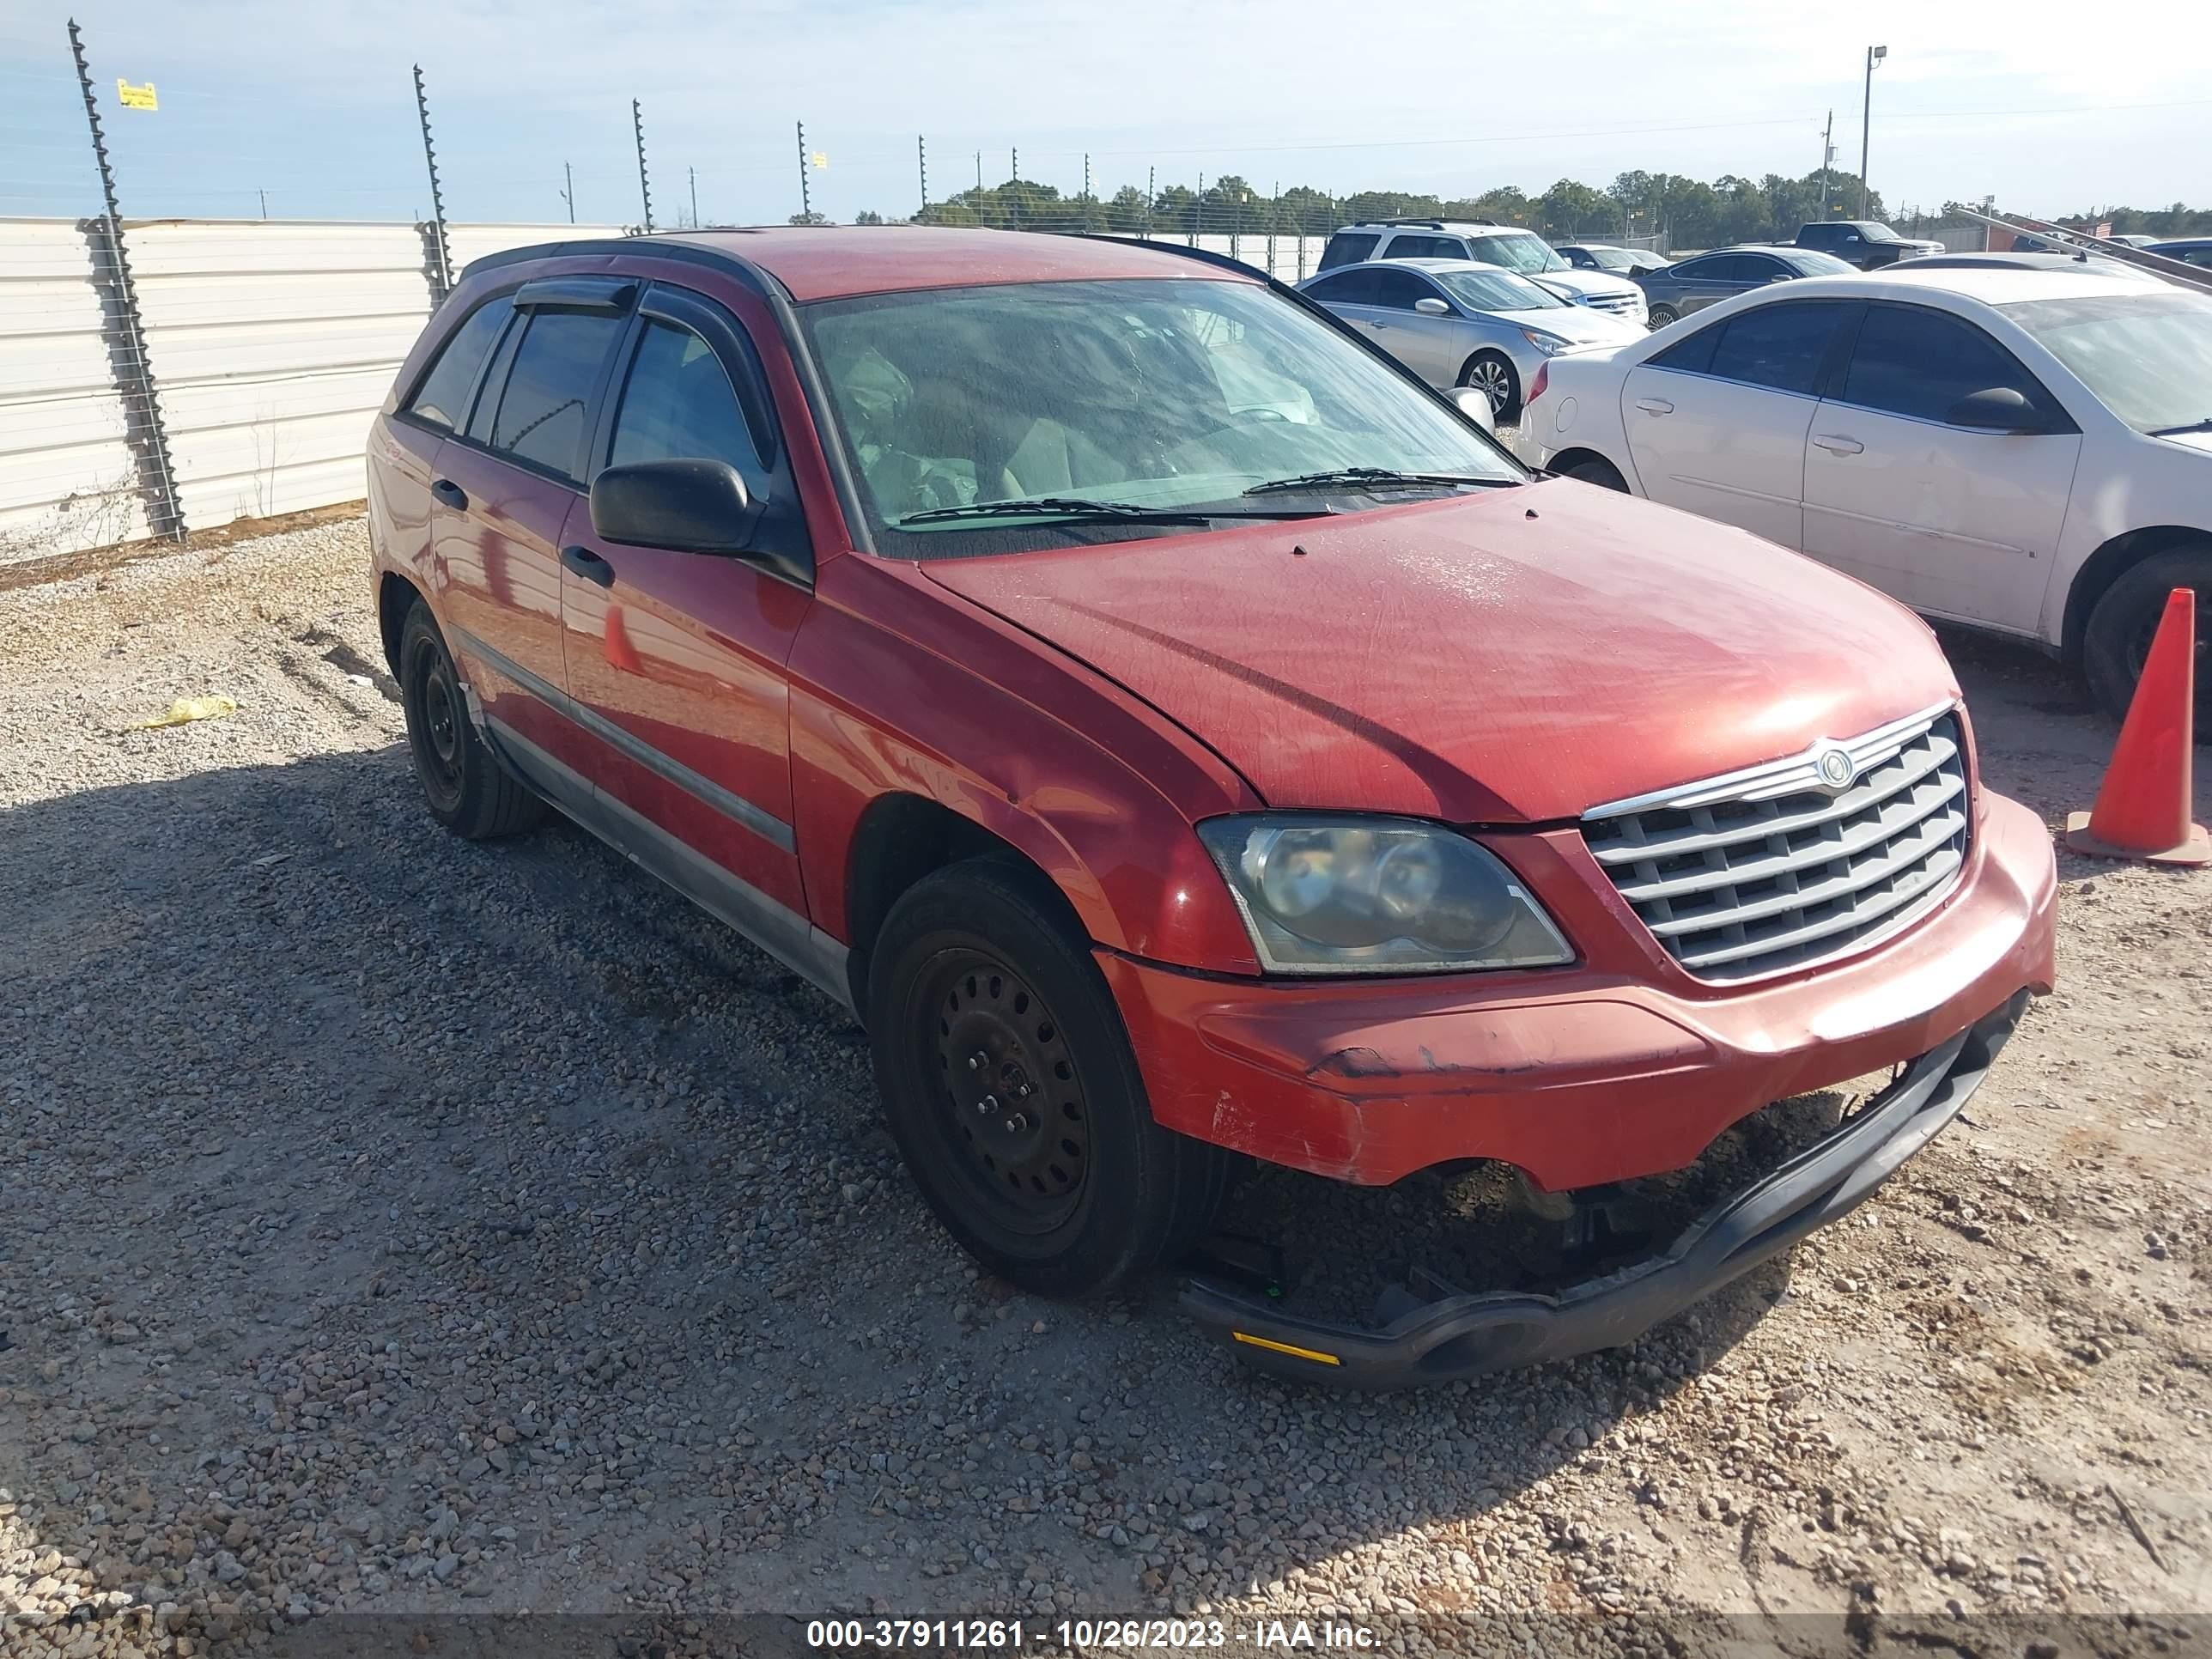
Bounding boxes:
1647 304 1679 330
1459 351 1522 423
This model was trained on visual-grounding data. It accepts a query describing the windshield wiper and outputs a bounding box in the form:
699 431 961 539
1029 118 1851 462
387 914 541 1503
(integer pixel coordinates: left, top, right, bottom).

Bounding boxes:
1243 467 1518 497
896 495 1330 528
2147 416 2212 436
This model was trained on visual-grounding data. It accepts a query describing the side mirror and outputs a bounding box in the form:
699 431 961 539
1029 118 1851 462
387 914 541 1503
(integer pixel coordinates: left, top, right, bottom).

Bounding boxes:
590 459 756 552
1765 272 1792 283
1413 295 1451 316
1945 386 2046 432
1448 386 1497 432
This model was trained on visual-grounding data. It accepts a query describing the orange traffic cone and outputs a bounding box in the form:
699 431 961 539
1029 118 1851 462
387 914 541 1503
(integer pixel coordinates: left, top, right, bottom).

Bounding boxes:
603 602 643 675
2064 586 2209 866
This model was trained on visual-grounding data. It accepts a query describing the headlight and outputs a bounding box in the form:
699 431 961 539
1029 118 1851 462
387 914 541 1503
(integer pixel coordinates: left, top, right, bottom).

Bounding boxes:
1521 330 1571 356
1196 816 1574 975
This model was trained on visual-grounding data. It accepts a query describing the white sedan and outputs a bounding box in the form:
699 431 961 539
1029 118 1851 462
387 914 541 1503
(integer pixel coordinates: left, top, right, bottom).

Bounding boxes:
1516 266 2212 721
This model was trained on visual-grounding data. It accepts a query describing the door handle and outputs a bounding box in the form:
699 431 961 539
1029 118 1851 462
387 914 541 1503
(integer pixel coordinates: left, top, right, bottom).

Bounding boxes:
1811 434 1865 455
560 544 616 588
429 478 468 509
1634 398 1674 416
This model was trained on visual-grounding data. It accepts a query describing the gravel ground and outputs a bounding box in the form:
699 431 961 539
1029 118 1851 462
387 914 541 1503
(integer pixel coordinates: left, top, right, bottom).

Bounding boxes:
2 516 2208 1657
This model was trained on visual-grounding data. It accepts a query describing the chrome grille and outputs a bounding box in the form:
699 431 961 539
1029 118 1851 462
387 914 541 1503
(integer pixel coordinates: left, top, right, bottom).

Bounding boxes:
1581 707 1969 982
1583 292 1640 313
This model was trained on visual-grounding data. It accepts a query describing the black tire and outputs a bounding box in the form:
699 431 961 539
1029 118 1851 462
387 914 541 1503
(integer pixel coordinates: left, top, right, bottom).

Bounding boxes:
1647 304 1680 330
1458 350 1522 424
867 858 1227 1297
2081 545 2212 735
397 602 548 838
1560 455 1630 491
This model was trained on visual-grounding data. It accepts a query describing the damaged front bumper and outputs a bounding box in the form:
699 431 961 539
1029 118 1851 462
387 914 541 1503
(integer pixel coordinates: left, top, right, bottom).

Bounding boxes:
1182 988 2029 1389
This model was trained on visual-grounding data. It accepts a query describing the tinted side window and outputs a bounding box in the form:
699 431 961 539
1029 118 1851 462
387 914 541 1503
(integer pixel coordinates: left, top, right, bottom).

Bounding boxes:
487 309 624 479
1741 255 1788 281
1319 234 1380 271
1707 301 1852 394
1385 235 1460 261
1697 255 1753 283
610 321 760 471
1650 321 1722 374
1370 269 1438 311
1304 270 1376 305
1840 305 2046 424
1670 255 1724 283
405 295 514 430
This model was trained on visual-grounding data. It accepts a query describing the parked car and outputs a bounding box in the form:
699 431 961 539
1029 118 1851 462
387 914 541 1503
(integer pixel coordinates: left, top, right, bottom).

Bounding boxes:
1795 220 1946 269
1878 251 2162 283
1517 265 2212 724
368 228 2056 1385
1318 220 1646 323
2146 238 2212 269
2108 234 2159 249
1558 242 1671 276
1297 258 1644 420
1636 246 1855 327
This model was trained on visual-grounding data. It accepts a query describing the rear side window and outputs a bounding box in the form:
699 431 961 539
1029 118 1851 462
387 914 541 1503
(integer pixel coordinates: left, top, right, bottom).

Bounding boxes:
1839 304 2047 424
1706 301 1853 394
487 308 625 479
610 320 761 471
1304 269 1376 305
1370 269 1438 311
405 296 514 430
1696 255 1753 283
1385 235 1461 261
1319 233 1380 271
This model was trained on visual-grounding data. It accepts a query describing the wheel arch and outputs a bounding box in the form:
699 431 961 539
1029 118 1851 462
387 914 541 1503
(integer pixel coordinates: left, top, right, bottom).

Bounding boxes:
378 568 429 674
2061 525 2211 663
1546 446 1630 485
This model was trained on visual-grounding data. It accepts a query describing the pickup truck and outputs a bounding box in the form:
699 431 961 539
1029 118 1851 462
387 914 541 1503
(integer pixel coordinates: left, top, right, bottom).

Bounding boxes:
1795 220 1945 269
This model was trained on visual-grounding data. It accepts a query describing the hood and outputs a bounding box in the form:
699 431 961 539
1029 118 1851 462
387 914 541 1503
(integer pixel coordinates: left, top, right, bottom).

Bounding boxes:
1529 269 1642 302
1496 305 1644 348
923 483 1957 823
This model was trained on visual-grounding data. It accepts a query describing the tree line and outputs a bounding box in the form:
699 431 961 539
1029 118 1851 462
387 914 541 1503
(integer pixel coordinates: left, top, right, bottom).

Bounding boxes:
821 168 2211 249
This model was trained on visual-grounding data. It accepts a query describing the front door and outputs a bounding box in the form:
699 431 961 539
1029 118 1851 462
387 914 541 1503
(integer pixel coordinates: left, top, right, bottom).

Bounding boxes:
1802 301 2080 633
1620 298 1856 549
1362 267 1464 386
558 284 817 922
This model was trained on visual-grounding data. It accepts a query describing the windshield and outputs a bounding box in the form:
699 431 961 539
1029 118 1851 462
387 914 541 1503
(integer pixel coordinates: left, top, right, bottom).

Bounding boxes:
1784 250 1856 276
2005 290 2212 434
799 277 1522 558
1587 247 1638 271
1466 234 1568 275
1857 223 1901 243
1432 268 1566 312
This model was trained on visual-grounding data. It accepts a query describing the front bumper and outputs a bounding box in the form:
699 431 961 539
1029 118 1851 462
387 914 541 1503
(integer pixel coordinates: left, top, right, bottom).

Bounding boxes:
1184 988 2028 1388
1101 789 2057 1191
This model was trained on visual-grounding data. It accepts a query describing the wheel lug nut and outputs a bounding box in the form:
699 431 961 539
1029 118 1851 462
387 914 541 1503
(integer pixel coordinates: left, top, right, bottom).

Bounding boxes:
1004 1113 1027 1133
968 1053 985 1071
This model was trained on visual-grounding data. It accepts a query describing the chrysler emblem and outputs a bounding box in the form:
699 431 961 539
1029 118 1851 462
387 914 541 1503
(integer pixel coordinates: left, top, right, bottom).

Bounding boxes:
1817 747 1856 790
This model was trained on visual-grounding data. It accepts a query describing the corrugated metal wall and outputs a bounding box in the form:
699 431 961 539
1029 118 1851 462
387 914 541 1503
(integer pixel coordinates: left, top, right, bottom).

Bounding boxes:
0 217 621 565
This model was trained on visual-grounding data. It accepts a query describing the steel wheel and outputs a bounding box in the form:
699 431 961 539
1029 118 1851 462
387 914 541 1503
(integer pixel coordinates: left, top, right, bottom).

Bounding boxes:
925 948 1091 1234
404 629 466 815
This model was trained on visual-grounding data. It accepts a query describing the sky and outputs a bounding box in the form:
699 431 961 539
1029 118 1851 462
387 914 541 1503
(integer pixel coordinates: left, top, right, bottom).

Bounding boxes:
3 0 2208 228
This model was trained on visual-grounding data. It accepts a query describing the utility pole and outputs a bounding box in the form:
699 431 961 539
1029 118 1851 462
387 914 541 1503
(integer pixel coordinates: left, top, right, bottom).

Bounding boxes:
412 64 452 297
1860 46 1887 219
561 160 574 223
69 15 183 542
917 134 927 214
797 120 811 221
1819 109 1833 221
258 187 267 219
689 165 698 228
632 99 653 232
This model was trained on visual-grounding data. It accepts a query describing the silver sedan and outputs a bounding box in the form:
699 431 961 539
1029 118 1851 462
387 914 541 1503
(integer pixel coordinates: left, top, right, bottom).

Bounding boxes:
1297 258 1646 422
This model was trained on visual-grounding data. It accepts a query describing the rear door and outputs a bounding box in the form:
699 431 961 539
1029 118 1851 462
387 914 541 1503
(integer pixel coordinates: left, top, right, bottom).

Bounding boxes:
1620 298 1856 548
556 283 817 921
431 276 632 769
1300 266 1382 337
375 290 514 613
1802 301 2080 632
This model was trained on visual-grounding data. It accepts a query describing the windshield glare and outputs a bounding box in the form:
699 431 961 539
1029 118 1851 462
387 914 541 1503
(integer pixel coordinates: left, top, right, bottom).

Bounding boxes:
1589 248 1637 271
1787 250 1856 275
2006 290 2212 434
1434 268 1565 311
800 277 1522 557
1858 223 1900 243
1468 234 1567 275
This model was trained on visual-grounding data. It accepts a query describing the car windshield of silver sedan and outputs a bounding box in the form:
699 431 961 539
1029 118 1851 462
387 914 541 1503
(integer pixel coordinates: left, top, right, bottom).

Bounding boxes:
800 276 1522 556
1433 269 1568 311
2006 290 2212 435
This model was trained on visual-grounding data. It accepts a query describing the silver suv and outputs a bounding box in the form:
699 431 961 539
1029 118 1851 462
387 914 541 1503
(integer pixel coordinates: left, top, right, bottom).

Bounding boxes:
1319 220 1647 323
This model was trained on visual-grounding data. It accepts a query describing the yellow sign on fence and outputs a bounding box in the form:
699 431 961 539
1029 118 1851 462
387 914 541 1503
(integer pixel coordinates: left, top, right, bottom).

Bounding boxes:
116 79 157 110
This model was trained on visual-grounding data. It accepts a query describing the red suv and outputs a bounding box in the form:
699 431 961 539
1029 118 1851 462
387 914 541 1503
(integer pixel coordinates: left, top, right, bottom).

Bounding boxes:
368 228 2057 1385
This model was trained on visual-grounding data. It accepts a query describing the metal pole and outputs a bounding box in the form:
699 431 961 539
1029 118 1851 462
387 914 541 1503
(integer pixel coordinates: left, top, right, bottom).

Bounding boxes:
70 18 183 543
1194 172 1203 246
1083 152 1091 207
1146 166 1154 239
1010 147 1018 229
412 64 452 297
1859 50 1877 218
689 165 698 228
258 187 267 219
918 135 927 213
1268 179 1278 279
797 120 811 221
562 160 574 223
1819 110 1832 222
633 99 654 231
